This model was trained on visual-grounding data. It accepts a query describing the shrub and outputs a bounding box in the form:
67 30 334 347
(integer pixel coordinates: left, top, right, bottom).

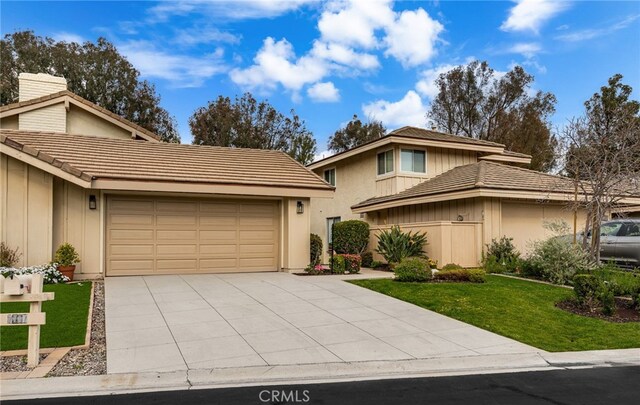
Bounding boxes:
394 257 432 282
1 263 69 284
361 252 374 268
310 233 323 265
370 260 383 269
441 263 463 271
0 242 21 267
435 269 486 283
573 274 601 309
54 243 81 266
599 284 616 316
527 236 595 285
483 237 521 274
330 255 346 274
332 220 369 254
593 265 640 296
339 254 362 273
520 258 544 279
376 226 427 264
426 258 438 269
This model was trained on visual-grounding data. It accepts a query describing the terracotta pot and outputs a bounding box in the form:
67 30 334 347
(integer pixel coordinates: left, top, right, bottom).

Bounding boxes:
58 265 76 281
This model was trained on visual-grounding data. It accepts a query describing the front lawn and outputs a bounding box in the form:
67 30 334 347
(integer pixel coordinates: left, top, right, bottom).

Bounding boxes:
0 282 92 351
350 275 640 352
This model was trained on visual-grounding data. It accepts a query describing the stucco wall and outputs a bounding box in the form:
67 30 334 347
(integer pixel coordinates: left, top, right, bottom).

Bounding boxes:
0 155 53 267
66 105 133 140
282 197 310 270
501 200 587 254
52 178 104 278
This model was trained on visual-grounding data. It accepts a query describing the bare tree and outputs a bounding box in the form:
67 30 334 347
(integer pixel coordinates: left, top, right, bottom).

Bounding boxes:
563 74 640 260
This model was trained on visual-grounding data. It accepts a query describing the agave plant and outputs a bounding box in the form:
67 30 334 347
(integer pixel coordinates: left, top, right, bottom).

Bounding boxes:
375 226 427 264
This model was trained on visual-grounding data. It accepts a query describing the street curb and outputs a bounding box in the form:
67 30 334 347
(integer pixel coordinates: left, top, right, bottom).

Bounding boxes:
2 349 639 400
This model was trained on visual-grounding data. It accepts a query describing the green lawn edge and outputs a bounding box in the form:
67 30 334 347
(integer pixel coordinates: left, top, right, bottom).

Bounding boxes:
349 275 640 352
0 282 92 351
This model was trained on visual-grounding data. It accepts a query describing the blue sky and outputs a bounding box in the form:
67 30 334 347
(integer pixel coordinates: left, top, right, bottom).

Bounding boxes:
2 0 639 159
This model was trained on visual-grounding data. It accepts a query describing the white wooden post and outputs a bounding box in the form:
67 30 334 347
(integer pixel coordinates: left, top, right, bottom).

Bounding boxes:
28 273 43 367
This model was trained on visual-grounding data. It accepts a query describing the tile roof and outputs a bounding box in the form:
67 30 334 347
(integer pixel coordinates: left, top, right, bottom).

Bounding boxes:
0 129 332 190
389 126 506 148
0 90 161 141
352 161 575 209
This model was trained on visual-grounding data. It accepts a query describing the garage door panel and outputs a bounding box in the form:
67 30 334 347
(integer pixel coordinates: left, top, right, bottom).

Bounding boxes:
200 258 239 270
107 196 278 275
110 244 154 256
156 201 197 212
109 214 154 226
199 216 238 227
200 230 237 240
110 229 154 241
156 215 197 226
109 199 154 212
200 244 237 255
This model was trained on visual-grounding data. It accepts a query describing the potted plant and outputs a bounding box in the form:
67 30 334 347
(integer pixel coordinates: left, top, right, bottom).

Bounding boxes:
54 243 80 281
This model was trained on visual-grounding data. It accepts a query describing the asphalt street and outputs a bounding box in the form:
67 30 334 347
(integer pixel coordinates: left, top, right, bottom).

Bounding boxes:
7 366 640 405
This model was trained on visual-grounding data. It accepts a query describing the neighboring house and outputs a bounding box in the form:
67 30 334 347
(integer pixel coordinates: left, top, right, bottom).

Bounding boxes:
1 73 333 278
308 127 640 267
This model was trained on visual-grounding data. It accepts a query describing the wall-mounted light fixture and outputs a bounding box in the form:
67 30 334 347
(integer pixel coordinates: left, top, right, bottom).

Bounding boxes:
89 195 97 210
296 201 304 214
457 214 464 222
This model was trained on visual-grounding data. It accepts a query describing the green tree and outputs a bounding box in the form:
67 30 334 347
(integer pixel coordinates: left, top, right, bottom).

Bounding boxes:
190 93 317 165
328 114 386 153
0 31 180 143
427 60 558 172
563 74 640 260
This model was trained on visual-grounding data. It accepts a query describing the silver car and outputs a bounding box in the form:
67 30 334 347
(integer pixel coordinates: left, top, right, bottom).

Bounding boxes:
599 219 640 268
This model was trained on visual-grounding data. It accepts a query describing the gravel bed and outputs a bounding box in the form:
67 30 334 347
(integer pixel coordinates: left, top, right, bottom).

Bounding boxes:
48 281 106 376
0 354 46 373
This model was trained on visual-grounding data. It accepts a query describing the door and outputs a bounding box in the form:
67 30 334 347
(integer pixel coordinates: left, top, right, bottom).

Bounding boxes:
106 196 279 276
615 222 640 267
599 221 624 262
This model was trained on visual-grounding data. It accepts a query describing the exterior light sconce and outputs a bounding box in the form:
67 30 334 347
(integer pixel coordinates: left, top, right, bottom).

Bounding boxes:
457 214 464 222
296 201 304 214
89 195 97 210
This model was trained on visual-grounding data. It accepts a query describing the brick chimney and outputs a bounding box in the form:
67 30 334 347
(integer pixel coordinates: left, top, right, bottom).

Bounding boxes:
18 73 67 132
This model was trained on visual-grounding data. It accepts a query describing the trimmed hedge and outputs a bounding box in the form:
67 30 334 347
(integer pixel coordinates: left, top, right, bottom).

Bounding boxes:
310 233 323 265
361 252 373 268
434 269 486 283
331 255 346 274
332 220 369 255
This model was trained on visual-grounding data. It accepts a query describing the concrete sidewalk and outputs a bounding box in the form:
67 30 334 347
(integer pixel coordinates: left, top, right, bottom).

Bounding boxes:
2 348 639 400
105 272 538 374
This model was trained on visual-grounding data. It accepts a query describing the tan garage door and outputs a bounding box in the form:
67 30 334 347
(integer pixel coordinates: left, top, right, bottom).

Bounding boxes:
106 196 279 276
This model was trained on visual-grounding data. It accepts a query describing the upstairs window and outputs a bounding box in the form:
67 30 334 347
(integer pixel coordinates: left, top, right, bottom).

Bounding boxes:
323 168 336 186
377 150 394 175
401 149 426 173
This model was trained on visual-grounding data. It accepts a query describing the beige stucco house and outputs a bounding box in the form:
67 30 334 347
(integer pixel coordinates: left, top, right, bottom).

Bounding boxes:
308 127 640 267
1 73 333 278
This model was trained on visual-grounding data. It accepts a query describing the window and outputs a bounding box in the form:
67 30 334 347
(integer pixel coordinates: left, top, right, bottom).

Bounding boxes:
324 168 336 186
327 217 341 245
401 149 426 173
377 150 394 175
600 222 623 236
620 223 640 237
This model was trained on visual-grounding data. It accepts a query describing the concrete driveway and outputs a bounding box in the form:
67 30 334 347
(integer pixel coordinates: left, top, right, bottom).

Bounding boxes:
105 272 538 374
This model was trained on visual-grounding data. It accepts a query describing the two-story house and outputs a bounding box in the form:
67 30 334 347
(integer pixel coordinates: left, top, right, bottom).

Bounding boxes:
308 126 640 267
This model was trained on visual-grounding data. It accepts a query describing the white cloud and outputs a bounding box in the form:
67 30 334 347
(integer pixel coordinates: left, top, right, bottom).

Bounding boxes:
362 90 427 128
52 32 85 43
555 14 640 42
311 41 380 70
317 0 395 48
120 41 227 88
173 26 241 46
313 149 334 162
307 82 340 102
415 63 457 99
508 42 542 58
383 8 444 67
230 37 327 92
148 0 315 22
501 0 570 33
